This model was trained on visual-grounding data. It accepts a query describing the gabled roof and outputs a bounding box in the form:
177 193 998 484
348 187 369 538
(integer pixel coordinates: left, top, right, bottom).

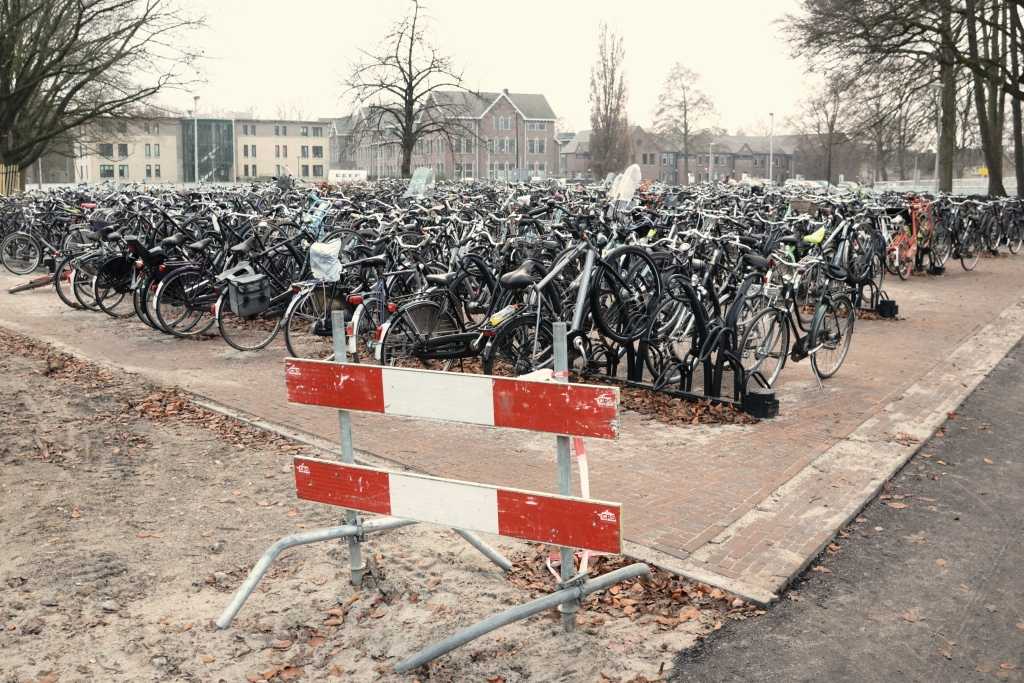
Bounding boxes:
429 90 557 120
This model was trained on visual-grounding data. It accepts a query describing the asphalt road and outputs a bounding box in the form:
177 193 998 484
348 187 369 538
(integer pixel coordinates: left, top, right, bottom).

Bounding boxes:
671 340 1024 682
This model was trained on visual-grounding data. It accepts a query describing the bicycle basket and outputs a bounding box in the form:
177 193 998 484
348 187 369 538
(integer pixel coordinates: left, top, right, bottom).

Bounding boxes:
227 273 272 317
309 240 343 281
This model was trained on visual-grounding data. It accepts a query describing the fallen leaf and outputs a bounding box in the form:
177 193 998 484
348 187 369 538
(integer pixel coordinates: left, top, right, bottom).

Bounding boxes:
1017 622 1024 631
983 458 994 465
279 667 304 680
308 636 325 648
1001 663 1017 670
70 507 81 519
936 559 947 568
811 566 832 574
678 606 701 621
887 502 909 510
270 639 292 650
200 655 215 664
900 609 921 623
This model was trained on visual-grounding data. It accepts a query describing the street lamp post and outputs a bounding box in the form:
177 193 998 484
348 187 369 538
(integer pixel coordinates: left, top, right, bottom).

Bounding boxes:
768 112 775 185
708 141 714 183
932 84 942 193
192 95 200 185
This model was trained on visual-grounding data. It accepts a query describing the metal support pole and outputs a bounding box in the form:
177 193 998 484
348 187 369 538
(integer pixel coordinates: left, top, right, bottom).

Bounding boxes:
768 112 774 185
215 517 416 629
332 310 365 586
451 528 513 572
395 563 652 673
552 322 576 632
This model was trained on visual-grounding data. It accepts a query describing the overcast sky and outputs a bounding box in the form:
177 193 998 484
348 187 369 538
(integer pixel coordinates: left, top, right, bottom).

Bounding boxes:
169 0 811 134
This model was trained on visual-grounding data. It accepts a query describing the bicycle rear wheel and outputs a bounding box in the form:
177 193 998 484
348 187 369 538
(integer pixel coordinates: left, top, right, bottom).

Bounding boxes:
378 299 459 367
215 291 285 352
484 314 553 376
53 254 81 310
154 269 217 337
1 232 42 275
809 295 855 379
960 229 981 271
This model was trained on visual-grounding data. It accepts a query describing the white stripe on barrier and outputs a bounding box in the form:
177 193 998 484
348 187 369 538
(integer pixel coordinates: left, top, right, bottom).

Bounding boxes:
389 471 500 533
382 367 495 425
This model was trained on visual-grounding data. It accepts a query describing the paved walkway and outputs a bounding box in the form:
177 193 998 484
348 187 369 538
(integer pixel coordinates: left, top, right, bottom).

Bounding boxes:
3 256 1024 601
673 340 1024 682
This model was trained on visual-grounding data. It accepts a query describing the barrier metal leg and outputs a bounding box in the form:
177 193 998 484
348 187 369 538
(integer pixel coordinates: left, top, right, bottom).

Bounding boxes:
452 528 513 572
552 322 577 632
394 563 652 673
332 311 365 587
215 517 416 629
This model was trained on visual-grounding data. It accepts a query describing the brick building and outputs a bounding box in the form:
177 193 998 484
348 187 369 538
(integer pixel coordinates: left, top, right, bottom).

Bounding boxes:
350 89 560 180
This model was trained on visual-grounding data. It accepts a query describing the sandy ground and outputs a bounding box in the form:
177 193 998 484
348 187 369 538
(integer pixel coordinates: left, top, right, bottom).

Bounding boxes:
0 328 757 683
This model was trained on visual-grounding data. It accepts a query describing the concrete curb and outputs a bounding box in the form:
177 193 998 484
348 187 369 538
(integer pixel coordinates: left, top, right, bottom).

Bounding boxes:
670 298 1024 605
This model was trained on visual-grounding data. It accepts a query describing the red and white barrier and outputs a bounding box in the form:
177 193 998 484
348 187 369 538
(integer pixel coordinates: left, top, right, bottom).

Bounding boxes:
293 456 623 553
285 358 620 439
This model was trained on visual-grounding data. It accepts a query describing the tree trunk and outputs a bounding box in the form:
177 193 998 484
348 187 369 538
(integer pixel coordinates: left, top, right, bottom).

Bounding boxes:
1011 5 1024 194
939 8 957 192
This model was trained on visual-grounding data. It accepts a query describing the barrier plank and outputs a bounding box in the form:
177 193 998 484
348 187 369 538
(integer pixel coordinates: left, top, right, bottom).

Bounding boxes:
285 358 619 439
293 456 623 553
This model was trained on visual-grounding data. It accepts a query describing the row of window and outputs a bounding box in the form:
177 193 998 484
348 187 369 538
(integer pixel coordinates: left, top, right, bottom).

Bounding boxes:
490 117 549 132
242 145 324 159
414 136 548 156
241 164 326 178
98 142 161 159
99 164 162 179
240 124 325 137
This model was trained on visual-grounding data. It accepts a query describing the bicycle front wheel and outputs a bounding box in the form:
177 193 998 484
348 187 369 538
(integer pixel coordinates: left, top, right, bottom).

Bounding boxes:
283 286 341 360
589 246 663 343
738 307 790 387
809 295 855 380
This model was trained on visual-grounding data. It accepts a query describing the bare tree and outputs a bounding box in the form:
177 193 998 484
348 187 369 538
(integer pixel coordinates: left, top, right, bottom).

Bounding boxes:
790 75 860 187
343 0 473 178
588 23 631 178
652 63 715 184
0 0 203 191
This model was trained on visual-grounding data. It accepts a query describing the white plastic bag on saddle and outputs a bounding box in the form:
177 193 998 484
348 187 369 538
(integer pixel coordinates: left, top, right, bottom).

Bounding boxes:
309 240 343 282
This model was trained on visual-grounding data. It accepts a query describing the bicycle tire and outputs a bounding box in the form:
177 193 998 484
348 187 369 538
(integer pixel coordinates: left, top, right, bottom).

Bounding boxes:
589 246 663 344
53 253 82 310
215 290 284 352
809 295 855 379
1 232 42 275
738 306 790 387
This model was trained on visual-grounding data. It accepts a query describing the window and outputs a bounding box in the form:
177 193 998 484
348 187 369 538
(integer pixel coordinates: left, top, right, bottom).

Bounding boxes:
312 145 323 158
251 164 256 177
275 144 280 158
154 143 160 158
243 164 249 177
153 123 159 135
143 122 151 134
243 145 249 158
251 144 256 157
300 126 309 137
538 162 545 174
117 121 127 133
154 164 161 178
301 145 309 158
100 164 114 178
274 125 279 136
282 145 288 158
145 143 152 157
117 143 128 158
301 164 309 177
527 121 547 131
281 125 287 136
118 164 128 179
312 164 323 177
145 164 152 178
312 126 322 137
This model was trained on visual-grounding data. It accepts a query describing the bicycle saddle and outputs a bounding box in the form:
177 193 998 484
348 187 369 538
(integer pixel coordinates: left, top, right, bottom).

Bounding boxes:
104 231 122 242
426 272 457 287
160 233 187 248
186 237 214 251
743 253 770 272
803 227 826 245
499 261 537 290
230 236 256 253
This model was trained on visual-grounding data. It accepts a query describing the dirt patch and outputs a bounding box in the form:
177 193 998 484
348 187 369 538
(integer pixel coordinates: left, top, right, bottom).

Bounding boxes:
0 327 753 682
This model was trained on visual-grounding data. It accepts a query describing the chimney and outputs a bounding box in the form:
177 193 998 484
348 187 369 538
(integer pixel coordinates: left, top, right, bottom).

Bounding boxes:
503 88 509 95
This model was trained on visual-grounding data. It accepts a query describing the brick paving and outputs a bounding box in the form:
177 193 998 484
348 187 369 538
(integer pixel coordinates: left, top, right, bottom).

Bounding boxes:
2 255 1023 600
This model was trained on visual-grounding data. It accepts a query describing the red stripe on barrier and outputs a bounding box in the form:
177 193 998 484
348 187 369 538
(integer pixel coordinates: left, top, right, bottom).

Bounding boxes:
285 359 385 413
293 457 391 514
496 489 622 553
491 378 619 439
